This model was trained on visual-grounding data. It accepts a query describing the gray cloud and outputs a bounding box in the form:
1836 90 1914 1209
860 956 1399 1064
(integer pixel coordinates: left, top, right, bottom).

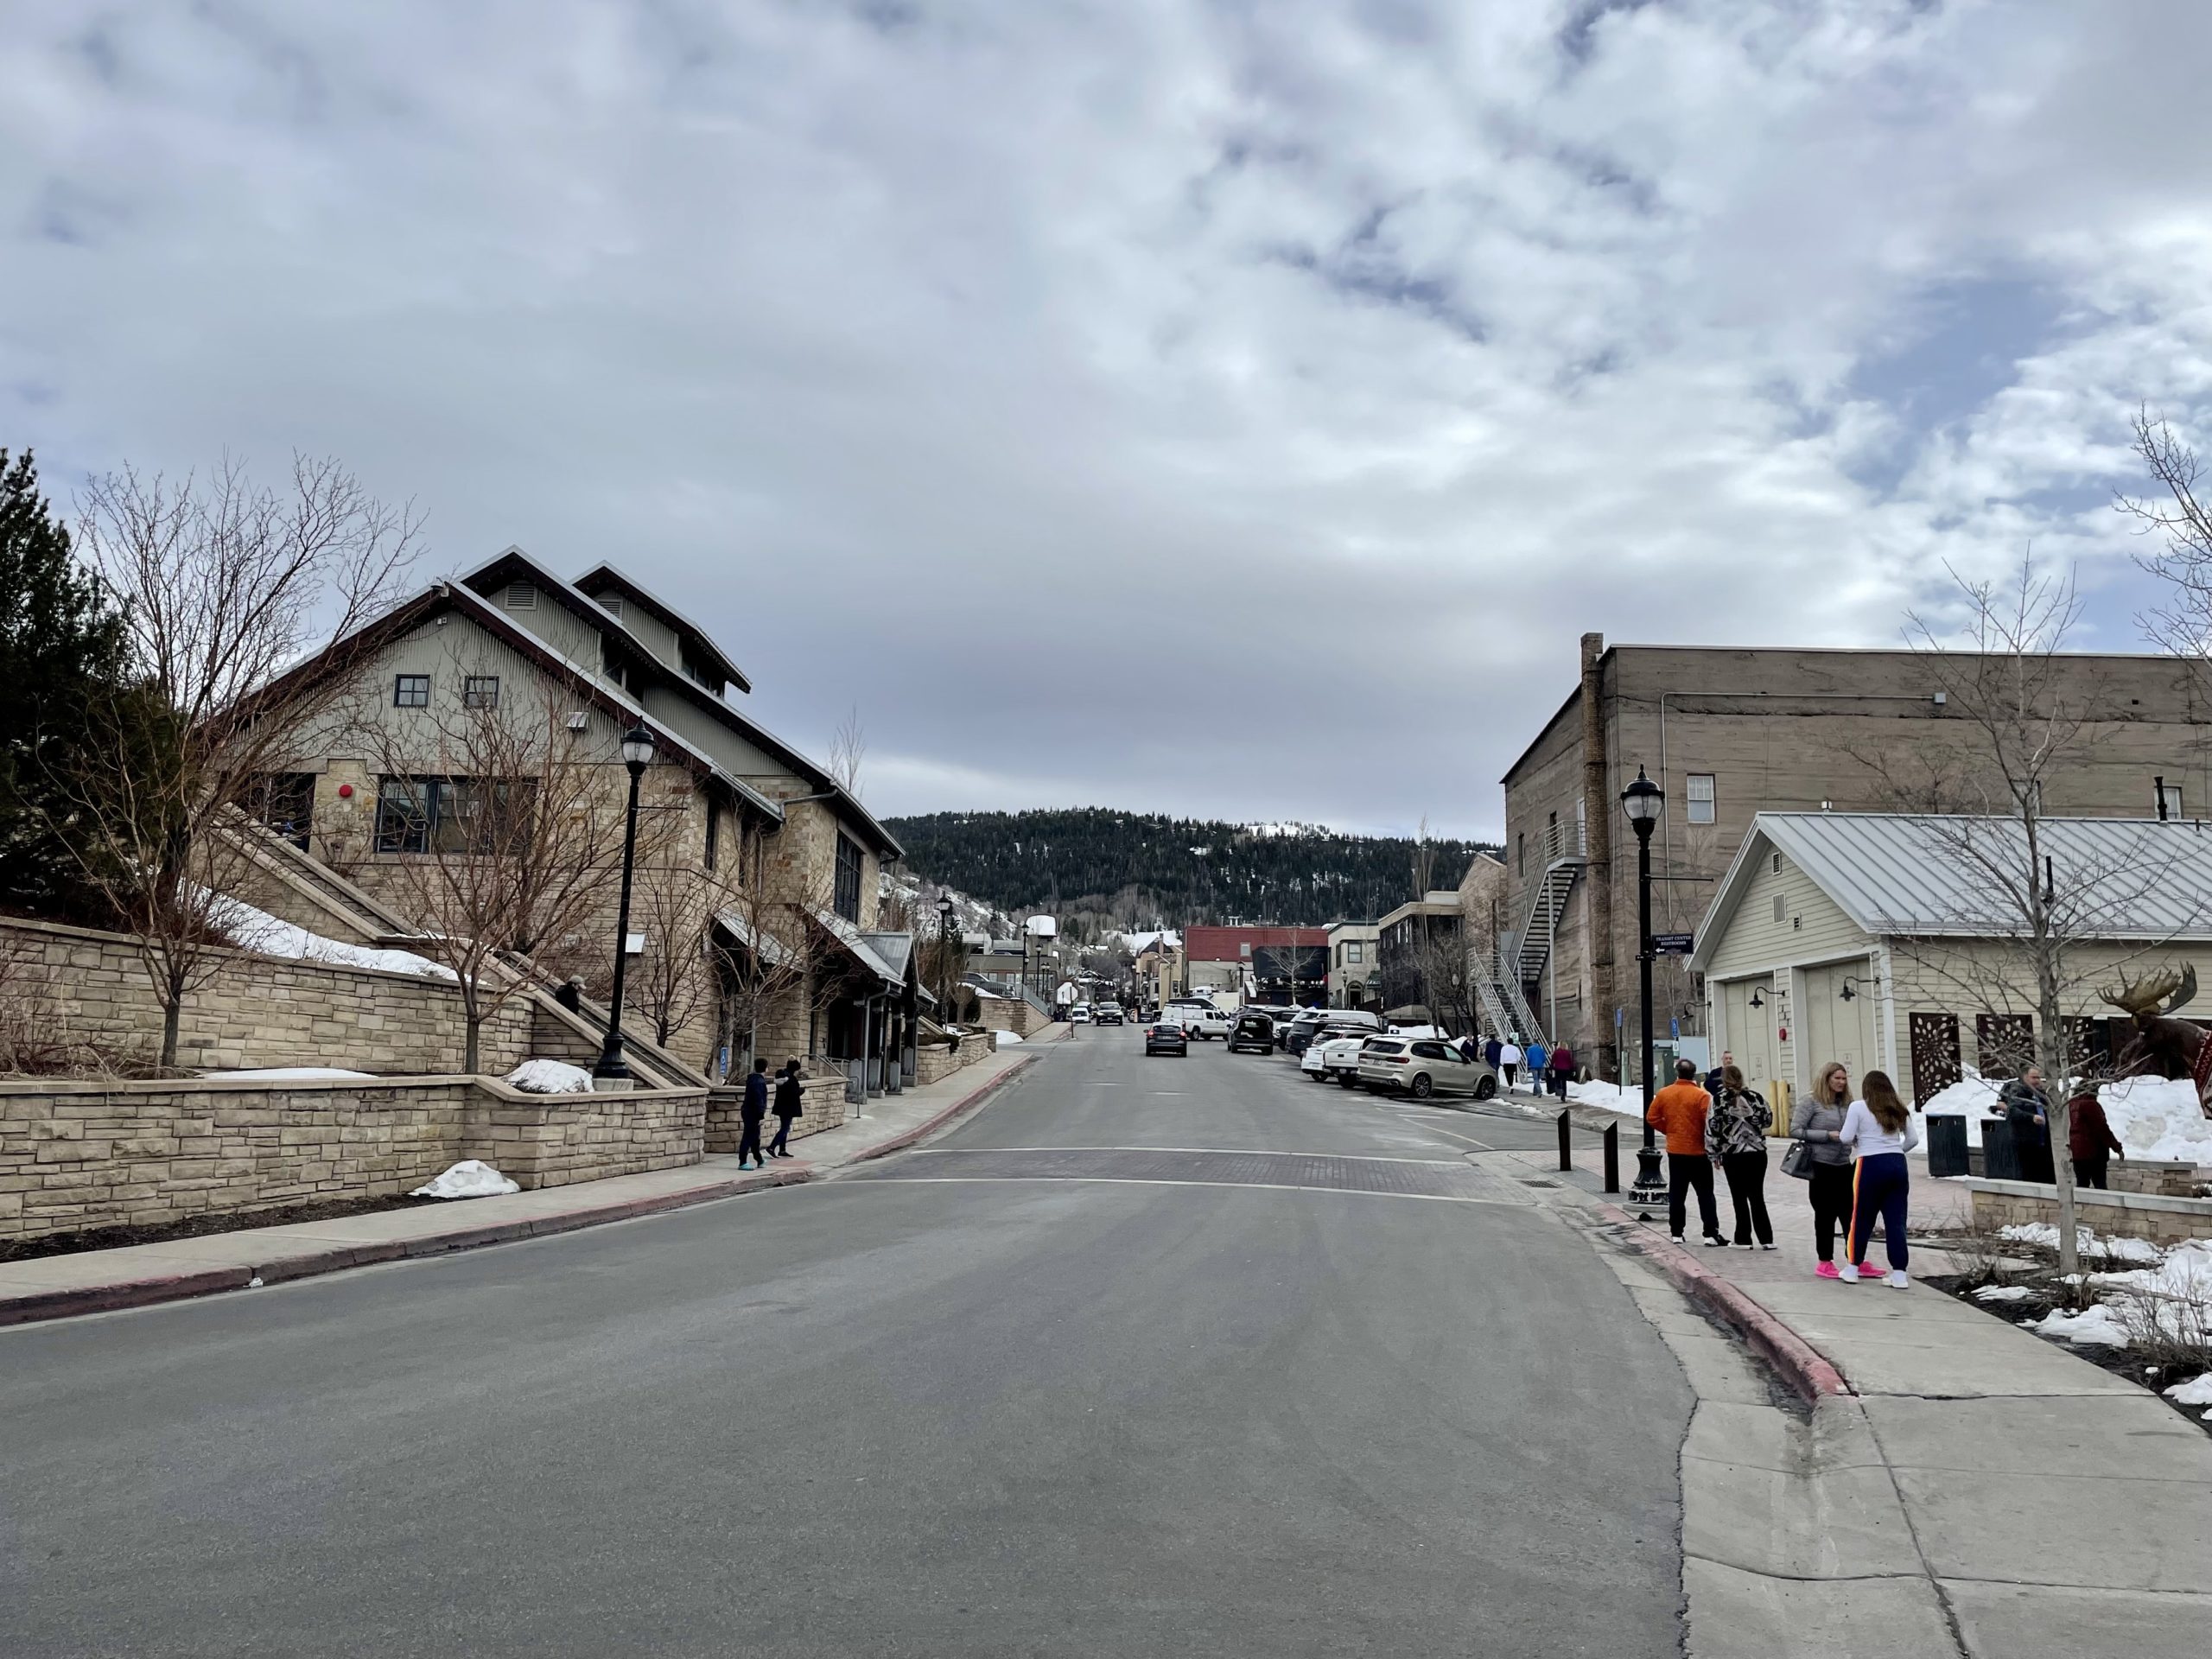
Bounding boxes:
5 0 2212 838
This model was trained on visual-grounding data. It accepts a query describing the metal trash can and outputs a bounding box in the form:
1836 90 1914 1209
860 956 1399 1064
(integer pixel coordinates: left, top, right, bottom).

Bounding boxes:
1980 1118 2019 1181
1925 1113 1968 1179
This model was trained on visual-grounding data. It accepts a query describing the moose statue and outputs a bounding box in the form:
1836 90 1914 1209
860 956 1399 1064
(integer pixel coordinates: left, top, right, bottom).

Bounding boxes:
2100 965 2212 1116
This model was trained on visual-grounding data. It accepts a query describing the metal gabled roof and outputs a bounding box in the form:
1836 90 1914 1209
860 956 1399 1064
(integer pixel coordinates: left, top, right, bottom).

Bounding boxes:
1693 811 2212 969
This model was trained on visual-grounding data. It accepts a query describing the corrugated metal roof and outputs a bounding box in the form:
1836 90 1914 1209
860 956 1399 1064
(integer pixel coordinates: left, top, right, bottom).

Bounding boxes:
1695 813 2212 965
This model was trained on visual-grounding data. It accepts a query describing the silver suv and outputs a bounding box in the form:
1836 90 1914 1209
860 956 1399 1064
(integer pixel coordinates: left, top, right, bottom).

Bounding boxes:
1357 1038 1498 1101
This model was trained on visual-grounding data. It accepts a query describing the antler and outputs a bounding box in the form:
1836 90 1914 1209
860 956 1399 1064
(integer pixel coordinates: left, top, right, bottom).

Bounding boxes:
2164 964 2197 1015
2101 965 2191 1016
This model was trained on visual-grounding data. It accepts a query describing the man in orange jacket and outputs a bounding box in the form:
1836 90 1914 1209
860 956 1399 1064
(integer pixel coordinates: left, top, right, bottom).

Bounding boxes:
1648 1058 1725 1246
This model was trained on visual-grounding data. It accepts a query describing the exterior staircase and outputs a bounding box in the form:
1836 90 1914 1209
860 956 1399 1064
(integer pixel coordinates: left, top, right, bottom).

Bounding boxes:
1482 820 1586 1047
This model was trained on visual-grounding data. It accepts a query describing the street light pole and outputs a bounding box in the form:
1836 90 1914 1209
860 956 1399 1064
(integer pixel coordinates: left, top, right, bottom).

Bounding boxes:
1621 765 1666 1208
936 895 956 1020
594 724 656 1083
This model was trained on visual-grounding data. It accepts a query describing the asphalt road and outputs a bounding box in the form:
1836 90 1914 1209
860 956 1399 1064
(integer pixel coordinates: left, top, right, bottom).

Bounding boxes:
3 1028 1691 1657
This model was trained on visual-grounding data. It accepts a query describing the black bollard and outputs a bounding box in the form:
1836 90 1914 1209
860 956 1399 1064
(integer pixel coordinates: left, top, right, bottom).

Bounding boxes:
1603 1122 1620 1193
1557 1109 1572 1173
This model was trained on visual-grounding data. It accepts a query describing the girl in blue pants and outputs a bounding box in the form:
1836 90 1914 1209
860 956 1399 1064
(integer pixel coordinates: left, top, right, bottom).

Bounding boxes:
1839 1070 1922 1287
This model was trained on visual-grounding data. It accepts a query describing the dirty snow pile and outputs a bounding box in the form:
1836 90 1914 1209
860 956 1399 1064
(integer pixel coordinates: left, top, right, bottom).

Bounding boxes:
410 1160 521 1199
1999 1223 2163 1264
1567 1079 1644 1120
2165 1372 2212 1421
994 1030 1024 1047
1972 1284 2032 1304
2026 1304 2131 1346
505 1058 594 1094
2099 1076 2212 1166
210 894 454 981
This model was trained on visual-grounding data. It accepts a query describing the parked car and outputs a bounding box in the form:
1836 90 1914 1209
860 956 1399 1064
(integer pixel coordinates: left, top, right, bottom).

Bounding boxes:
1144 1020 1189 1057
1227 1014 1275 1054
1183 1006 1233 1041
1095 1005 1125 1026
1357 1037 1497 1101
1303 1030 1381 1085
1068 1003 1091 1023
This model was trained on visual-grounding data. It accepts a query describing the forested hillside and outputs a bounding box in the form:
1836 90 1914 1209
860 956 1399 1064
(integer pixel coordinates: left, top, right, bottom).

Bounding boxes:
883 809 1496 932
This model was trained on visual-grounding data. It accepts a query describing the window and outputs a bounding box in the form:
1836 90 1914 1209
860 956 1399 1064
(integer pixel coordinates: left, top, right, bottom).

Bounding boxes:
1516 832 1525 875
2158 780 2184 820
1686 773 1715 825
376 777 442 853
704 801 721 872
1348 942 1363 964
375 776 535 855
393 674 429 708
833 832 863 923
463 676 499 709
1239 943 1252 957
503 582 537 611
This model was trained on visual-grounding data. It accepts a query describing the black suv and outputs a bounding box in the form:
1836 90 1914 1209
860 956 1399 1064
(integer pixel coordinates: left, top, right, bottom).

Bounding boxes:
1227 1014 1274 1054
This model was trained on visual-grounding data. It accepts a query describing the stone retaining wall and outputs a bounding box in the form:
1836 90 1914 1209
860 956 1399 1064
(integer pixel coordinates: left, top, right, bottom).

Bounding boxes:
1966 1178 2212 1247
704 1075 852 1154
0 916 534 1077
912 1035 991 1088
0 1075 707 1241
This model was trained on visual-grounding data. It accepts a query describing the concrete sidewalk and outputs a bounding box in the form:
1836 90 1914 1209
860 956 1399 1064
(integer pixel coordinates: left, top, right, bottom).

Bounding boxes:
0 1043 1042 1327
1484 1129 2212 1656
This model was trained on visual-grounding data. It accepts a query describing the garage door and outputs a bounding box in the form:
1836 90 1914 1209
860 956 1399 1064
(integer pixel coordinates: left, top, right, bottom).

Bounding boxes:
1802 959 1881 1084
1719 977 1780 1098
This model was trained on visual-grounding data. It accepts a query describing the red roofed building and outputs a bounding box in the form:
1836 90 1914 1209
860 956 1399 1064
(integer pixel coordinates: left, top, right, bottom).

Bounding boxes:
1184 925 1331 1006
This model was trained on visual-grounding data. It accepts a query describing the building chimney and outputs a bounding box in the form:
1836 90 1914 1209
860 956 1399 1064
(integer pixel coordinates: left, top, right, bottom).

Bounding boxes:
1580 632 1615 1080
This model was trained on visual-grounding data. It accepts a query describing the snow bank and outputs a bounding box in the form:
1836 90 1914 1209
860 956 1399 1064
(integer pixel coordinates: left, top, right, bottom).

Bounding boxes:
2028 1304 2131 1346
2088 1239 2212 1304
1920 1073 2002 1147
504 1058 594 1095
2165 1372 2212 1410
1972 1284 2032 1303
994 1030 1024 1048
210 893 454 981
410 1160 521 1199
1998 1223 2163 1264
200 1067 377 1082
1567 1079 1645 1121
2101 1076 2212 1166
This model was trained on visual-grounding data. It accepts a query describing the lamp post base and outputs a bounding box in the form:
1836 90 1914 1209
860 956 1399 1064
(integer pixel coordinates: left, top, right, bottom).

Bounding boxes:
1629 1144 1667 1212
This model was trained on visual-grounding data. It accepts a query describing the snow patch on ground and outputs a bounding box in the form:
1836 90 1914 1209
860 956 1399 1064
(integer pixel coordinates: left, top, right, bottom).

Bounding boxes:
1567 1079 1644 1121
993 1030 1024 1047
1972 1284 2032 1303
504 1058 594 1094
2088 1240 2212 1304
2164 1372 2212 1408
2029 1304 2131 1346
210 893 454 981
1921 1073 2209 1163
1999 1223 2164 1264
200 1066 378 1081
411 1160 521 1199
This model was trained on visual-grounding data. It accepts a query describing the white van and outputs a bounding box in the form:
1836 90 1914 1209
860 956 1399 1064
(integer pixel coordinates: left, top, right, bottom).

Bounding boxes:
1181 1006 1234 1041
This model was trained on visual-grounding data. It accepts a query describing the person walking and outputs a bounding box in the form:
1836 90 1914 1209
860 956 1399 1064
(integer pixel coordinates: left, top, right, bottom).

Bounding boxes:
1709 1064 1775 1249
1999 1066 2054 1183
1548 1043 1575 1101
1498 1038 1523 1090
2067 1082 2124 1190
1648 1058 1725 1247
1791 1060 1857 1278
1840 1069 1922 1287
737 1058 770 1171
769 1058 804 1158
1525 1039 1548 1088
1484 1035 1503 1072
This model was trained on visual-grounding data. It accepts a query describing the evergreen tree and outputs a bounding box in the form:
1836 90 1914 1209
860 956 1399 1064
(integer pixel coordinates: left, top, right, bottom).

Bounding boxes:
0 448 128 921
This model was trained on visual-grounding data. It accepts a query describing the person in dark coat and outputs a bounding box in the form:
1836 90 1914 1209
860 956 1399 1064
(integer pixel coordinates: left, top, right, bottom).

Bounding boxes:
1548 1044 1575 1100
1999 1067 2054 1183
738 1058 769 1170
1483 1036 1503 1071
2067 1084 2124 1189
770 1059 804 1159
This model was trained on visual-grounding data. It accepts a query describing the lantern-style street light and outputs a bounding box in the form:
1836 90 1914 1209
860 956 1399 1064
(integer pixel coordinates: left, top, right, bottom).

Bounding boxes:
593 723 656 1082
937 895 957 1017
1620 765 1666 1207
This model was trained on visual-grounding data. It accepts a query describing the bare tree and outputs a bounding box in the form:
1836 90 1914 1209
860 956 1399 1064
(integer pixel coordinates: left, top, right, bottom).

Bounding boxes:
2118 407 2212 658
829 705 867 798
350 672 625 1073
1872 557 2186 1282
54 455 420 1066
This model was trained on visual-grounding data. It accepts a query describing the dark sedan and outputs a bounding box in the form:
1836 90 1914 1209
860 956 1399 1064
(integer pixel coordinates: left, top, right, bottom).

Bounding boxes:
1143 1021 1189 1057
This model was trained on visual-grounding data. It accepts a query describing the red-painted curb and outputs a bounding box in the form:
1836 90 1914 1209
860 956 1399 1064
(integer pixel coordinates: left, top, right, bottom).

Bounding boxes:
1599 1204 1852 1402
849 1052 1039 1164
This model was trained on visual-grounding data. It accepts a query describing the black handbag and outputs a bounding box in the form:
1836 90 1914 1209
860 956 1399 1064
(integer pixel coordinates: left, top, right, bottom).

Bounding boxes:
1780 1139 1815 1180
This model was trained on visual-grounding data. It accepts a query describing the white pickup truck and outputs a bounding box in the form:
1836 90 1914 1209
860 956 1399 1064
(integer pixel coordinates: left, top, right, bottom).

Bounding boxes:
1169 1001 1234 1041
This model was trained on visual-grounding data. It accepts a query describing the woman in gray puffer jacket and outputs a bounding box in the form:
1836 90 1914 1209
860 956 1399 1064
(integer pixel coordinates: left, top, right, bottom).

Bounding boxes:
1791 1060 1856 1277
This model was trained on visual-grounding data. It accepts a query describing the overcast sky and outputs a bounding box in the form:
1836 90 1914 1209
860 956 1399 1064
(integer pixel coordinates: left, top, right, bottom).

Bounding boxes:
7 2 2211 838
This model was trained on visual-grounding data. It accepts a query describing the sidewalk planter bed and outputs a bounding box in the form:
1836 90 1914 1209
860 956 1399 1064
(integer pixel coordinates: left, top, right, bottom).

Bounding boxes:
0 1075 707 1243
1963 1177 2212 1248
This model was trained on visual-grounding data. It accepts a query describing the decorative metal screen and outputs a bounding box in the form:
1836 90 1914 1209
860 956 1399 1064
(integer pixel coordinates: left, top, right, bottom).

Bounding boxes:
1909 1011 1961 1103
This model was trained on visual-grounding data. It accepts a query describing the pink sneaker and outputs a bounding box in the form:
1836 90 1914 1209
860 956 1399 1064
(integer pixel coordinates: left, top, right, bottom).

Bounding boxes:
1815 1261 1841 1280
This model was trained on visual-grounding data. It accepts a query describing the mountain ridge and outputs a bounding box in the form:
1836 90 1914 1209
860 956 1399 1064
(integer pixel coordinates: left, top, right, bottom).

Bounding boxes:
883 807 1497 932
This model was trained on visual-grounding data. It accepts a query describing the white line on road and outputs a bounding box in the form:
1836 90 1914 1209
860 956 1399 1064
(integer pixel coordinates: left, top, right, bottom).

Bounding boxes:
845 1176 1512 1205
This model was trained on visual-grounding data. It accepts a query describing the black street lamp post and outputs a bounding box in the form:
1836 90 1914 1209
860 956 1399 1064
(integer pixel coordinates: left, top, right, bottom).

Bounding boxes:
594 723 656 1083
1621 765 1667 1208
936 896 956 1018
